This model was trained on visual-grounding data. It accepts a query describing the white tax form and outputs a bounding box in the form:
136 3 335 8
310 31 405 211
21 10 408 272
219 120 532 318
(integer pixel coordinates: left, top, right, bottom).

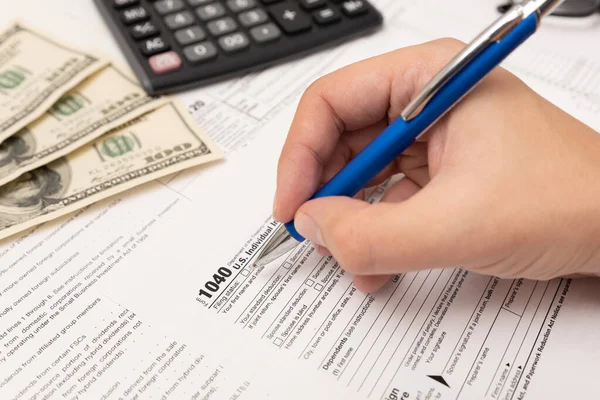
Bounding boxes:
1 0 600 399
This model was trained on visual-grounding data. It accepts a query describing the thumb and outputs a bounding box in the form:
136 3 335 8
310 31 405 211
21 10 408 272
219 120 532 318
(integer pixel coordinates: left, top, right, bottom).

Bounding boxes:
294 177 488 276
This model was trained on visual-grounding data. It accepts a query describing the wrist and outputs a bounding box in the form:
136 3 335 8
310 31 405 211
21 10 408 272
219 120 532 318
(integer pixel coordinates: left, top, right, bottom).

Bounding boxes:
576 126 600 276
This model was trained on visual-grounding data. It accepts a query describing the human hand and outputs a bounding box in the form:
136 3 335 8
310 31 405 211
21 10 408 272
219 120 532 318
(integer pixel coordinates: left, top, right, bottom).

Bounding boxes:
272 38 600 293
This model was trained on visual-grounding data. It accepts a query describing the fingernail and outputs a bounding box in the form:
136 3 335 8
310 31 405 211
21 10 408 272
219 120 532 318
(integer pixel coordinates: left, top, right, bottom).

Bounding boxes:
295 212 325 247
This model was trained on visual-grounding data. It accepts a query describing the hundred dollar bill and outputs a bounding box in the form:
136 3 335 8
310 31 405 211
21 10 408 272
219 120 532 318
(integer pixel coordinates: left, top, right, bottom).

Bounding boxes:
0 101 223 241
0 21 108 140
0 64 168 187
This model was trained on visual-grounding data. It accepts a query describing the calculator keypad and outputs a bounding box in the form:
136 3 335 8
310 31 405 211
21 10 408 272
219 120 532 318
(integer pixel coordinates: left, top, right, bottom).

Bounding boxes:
249 23 280 43
270 2 312 33
164 11 195 29
154 0 185 14
96 0 382 93
299 0 325 10
207 17 238 35
218 32 250 52
227 0 256 13
183 41 218 62
238 9 268 27
341 0 368 16
148 51 182 73
131 21 158 39
141 36 169 55
114 0 139 9
313 6 340 25
174 25 206 44
187 0 211 6
196 3 227 20
122 6 149 23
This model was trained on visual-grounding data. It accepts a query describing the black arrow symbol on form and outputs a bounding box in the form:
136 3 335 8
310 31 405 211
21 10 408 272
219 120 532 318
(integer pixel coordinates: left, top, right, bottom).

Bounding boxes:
427 375 450 388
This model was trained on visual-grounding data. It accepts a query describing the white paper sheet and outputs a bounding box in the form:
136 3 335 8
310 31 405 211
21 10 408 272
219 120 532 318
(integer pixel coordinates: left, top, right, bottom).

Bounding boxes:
1 1 600 399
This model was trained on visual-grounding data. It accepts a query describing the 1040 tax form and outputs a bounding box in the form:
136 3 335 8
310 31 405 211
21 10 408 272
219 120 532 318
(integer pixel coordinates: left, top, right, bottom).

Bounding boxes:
1 0 600 398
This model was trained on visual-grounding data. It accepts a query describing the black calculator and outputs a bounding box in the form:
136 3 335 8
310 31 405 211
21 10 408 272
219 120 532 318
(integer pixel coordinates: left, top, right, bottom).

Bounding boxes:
94 0 383 95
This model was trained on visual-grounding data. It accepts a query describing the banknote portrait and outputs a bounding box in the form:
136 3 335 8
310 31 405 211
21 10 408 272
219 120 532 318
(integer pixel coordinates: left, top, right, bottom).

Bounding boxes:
0 159 71 227
0 129 37 176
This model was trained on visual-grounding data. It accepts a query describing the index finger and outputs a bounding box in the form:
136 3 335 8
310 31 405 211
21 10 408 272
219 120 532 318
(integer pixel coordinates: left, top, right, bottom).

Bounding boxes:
272 38 463 222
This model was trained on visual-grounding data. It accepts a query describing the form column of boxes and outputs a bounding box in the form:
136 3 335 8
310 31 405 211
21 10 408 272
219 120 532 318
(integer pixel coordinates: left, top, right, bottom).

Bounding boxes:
272 264 325 347
305 279 323 291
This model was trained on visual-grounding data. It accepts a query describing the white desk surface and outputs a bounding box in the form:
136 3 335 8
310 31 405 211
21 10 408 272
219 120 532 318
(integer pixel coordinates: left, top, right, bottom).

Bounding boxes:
1 2 600 400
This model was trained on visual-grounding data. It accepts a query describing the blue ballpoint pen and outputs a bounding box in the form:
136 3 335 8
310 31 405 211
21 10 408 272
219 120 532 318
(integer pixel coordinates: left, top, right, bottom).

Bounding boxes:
253 0 565 267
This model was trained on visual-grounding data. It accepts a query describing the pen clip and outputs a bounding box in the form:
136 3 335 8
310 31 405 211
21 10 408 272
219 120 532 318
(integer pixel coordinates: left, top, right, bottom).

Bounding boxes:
400 5 528 121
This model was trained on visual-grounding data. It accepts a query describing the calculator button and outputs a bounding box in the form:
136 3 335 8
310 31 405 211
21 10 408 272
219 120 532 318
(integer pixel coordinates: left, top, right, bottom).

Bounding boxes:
227 0 256 12
148 51 182 74
238 9 268 27
299 0 324 10
114 0 139 9
196 3 226 20
249 23 281 43
155 0 185 14
164 11 195 29
174 26 206 45
183 42 218 62
207 17 238 36
187 0 211 5
141 36 169 55
313 7 341 24
122 6 149 24
269 3 312 34
341 0 368 16
131 21 159 39
218 32 250 52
